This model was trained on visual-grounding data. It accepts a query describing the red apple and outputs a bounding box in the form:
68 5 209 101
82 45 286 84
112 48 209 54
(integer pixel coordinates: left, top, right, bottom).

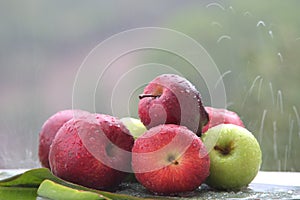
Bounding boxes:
38 109 88 168
202 107 245 133
138 74 208 136
132 124 210 195
49 113 134 191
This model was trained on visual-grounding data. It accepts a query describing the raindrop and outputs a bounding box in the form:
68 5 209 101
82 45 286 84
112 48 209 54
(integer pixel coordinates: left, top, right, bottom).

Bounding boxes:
256 20 266 27
206 2 225 10
242 75 261 108
214 70 231 88
217 35 232 43
292 106 300 138
269 30 274 39
243 11 253 17
276 90 284 114
211 21 223 29
185 89 190 93
257 77 264 101
269 82 275 105
89 137 96 142
277 52 283 63
228 6 235 13
273 121 278 160
284 145 288 171
277 159 281 171
249 76 261 95
259 109 267 143
25 149 32 161
288 116 294 155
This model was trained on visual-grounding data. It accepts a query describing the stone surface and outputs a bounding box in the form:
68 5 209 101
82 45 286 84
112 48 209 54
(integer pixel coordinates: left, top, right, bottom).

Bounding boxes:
1 170 300 199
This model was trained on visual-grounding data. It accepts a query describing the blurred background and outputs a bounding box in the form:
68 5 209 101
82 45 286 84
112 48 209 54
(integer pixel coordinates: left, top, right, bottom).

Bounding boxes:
0 1 299 171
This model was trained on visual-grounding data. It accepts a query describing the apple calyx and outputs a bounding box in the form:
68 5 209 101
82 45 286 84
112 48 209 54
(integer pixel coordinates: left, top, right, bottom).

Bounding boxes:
167 155 179 165
139 94 161 99
214 141 235 156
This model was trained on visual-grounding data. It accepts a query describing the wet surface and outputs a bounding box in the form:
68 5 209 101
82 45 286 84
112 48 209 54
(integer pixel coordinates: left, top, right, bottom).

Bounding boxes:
1 170 300 199
117 182 300 199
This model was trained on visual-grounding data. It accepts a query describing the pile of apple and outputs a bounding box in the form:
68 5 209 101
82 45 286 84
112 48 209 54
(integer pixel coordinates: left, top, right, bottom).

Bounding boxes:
38 74 262 195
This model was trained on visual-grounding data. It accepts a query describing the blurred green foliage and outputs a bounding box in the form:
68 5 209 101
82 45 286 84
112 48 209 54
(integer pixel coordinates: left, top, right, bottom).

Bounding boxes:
163 0 300 171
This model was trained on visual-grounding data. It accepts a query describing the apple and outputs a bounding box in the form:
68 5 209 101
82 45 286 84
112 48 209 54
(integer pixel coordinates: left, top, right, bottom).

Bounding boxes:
120 117 146 183
49 113 134 191
138 74 208 136
120 117 147 139
202 107 245 133
97 114 139 184
201 124 262 190
38 109 89 168
132 124 210 195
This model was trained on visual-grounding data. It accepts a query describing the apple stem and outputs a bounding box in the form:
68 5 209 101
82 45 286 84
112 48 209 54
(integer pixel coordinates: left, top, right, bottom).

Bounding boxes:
172 160 179 165
214 145 230 155
139 94 161 99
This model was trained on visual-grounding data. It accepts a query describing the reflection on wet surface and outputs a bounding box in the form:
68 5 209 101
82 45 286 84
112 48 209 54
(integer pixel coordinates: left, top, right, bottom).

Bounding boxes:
116 182 300 199
1 169 300 199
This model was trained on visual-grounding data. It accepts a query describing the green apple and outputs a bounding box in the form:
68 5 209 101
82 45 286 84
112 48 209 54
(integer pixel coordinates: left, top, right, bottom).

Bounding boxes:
120 117 147 139
120 117 147 183
201 124 262 190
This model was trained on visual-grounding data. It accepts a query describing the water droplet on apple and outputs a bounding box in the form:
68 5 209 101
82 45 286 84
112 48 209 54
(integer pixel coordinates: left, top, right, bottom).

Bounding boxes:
89 137 96 142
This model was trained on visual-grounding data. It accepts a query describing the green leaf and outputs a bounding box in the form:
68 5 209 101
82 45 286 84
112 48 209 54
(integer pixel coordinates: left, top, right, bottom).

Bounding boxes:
0 168 155 200
38 179 108 200
0 187 37 200
0 168 61 187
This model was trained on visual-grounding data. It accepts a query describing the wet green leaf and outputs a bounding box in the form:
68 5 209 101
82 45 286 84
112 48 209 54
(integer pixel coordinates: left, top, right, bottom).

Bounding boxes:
0 168 155 200
0 168 60 187
0 187 37 200
38 179 108 200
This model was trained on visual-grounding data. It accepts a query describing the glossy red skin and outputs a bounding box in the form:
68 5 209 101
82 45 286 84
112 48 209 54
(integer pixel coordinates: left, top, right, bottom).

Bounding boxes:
49 114 134 191
39 110 79 168
138 74 208 136
132 124 210 195
202 107 245 133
